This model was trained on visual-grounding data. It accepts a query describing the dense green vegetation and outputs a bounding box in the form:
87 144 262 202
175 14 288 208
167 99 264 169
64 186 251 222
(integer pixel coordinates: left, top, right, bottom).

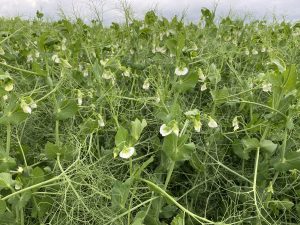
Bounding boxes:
0 9 300 224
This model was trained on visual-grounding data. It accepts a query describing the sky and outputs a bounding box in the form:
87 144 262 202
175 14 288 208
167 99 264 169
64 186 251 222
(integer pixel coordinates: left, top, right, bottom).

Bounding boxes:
0 0 299 24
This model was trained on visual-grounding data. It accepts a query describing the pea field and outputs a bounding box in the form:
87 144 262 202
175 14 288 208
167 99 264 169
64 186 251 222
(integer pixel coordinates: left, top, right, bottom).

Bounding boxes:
0 8 300 225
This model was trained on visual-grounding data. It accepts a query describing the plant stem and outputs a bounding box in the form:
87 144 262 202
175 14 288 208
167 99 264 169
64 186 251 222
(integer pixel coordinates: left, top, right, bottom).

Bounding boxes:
55 120 60 145
6 123 11 155
141 178 215 224
253 147 261 223
164 161 175 190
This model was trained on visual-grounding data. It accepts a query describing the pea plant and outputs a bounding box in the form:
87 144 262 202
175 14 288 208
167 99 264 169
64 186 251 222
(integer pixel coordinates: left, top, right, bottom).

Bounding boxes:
0 8 300 225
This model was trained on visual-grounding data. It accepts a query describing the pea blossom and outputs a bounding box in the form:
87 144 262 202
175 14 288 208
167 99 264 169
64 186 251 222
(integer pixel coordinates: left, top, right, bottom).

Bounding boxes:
160 120 179 136
4 82 14 92
232 116 239 131
52 54 60 63
119 146 135 159
185 109 201 132
262 82 272 92
142 78 150 90
208 117 218 128
175 66 189 76
201 83 207 91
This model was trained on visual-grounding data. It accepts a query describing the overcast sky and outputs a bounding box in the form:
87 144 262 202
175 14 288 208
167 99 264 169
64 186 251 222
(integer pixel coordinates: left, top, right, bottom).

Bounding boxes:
0 0 299 24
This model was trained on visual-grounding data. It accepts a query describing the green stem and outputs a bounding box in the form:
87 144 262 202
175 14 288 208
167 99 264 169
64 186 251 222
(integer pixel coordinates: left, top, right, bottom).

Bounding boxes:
20 208 24 225
6 123 11 155
253 147 261 222
280 129 288 162
0 61 44 76
141 178 215 224
164 161 175 190
55 120 60 146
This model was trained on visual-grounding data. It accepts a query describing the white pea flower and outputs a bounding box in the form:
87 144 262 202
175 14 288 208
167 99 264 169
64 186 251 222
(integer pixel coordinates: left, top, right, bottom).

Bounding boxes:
201 83 207 91
244 48 250 55
119 146 135 159
61 43 66 51
17 166 24 173
35 51 40 58
262 82 272 92
159 124 173 136
154 46 166 54
232 116 239 131
52 54 60 63
27 54 33 63
30 102 37 109
102 71 114 80
198 69 206 82
184 109 199 117
15 183 22 190
98 115 105 127
21 101 32 114
142 78 150 90
4 82 14 92
208 117 218 128
252 49 258 55
185 109 201 132
194 119 202 132
3 95 8 101
175 66 189 76
100 59 109 66
83 70 89 77
77 90 83 106
160 120 179 136
261 47 266 53
122 70 130 77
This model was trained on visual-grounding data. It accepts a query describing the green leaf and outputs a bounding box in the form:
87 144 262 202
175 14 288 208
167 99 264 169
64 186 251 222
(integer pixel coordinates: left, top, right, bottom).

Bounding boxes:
242 138 260 149
0 111 28 125
163 134 195 162
0 173 14 190
30 167 45 185
175 71 198 92
282 64 297 94
232 138 259 160
115 126 129 149
189 152 205 172
55 100 78 120
79 118 99 134
0 212 16 225
211 87 230 104
0 200 6 215
208 63 221 85
44 142 73 161
171 213 184 225
270 57 286 73
260 140 277 155
134 156 154 179
0 150 16 172
31 196 53 220
111 178 132 210
177 32 186 53
132 210 147 225
166 39 177 55
269 199 294 211
131 118 147 142
273 151 300 171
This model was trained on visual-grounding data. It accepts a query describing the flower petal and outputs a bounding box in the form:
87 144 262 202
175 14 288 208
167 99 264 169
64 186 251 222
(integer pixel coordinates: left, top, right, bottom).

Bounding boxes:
119 147 135 159
208 117 218 128
160 124 173 136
